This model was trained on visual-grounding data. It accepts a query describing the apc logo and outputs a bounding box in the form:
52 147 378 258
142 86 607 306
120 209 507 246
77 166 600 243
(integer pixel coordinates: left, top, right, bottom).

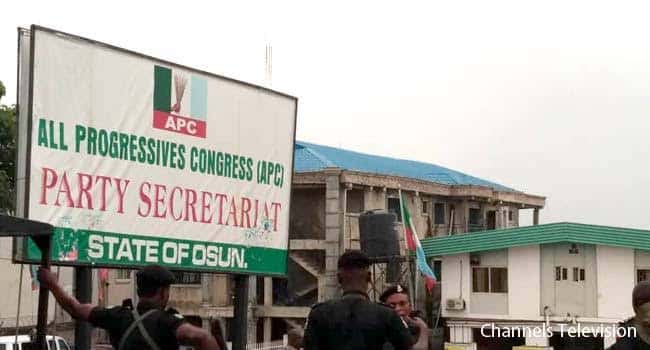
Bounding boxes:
153 65 207 138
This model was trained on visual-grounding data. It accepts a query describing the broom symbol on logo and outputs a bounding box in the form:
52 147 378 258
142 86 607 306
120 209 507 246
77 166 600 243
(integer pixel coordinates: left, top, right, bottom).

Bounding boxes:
171 74 188 113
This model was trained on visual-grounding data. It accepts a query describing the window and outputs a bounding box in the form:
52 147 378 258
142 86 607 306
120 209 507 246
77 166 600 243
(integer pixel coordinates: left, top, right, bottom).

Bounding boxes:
434 203 445 224
47 340 55 350
490 268 508 293
638 269 650 283
57 339 70 350
555 266 562 281
580 269 585 281
508 210 513 221
387 197 402 222
346 189 364 213
573 267 579 282
116 269 131 280
173 271 202 284
468 208 481 225
422 200 429 215
562 268 568 280
472 267 508 293
472 267 489 292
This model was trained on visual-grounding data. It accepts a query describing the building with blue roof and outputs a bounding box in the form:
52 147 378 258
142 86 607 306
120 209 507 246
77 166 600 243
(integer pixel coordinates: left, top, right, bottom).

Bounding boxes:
276 141 545 321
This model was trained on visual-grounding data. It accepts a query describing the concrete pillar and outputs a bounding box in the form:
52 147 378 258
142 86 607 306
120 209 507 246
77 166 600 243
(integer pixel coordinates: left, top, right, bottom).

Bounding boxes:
604 329 617 348
460 200 469 233
449 324 473 343
324 168 342 300
201 273 211 305
247 276 258 344
533 208 540 225
263 277 273 342
525 333 550 347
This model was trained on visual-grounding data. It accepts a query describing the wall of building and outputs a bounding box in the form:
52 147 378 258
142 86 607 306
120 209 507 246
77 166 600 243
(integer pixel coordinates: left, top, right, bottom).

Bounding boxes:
509 245 540 318
442 253 471 317
540 243 597 318
0 238 73 328
470 249 508 315
635 250 650 272
289 188 326 240
597 246 634 319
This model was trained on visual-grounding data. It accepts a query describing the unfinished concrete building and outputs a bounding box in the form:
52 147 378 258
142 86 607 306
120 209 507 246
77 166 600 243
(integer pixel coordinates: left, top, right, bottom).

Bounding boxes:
103 141 545 344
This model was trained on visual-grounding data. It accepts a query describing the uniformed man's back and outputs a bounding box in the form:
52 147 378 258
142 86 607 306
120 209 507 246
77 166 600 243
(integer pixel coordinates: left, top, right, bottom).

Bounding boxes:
305 292 412 350
303 251 413 350
90 300 185 350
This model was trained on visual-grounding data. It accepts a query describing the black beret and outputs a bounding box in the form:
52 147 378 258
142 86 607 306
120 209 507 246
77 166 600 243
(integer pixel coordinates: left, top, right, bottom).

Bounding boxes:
379 284 409 302
136 265 175 291
338 250 371 270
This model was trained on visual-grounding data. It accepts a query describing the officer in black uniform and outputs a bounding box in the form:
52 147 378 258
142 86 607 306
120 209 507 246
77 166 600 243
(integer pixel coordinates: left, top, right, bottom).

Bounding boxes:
39 265 219 350
608 281 650 349
303 250 413 350
379 285 429 350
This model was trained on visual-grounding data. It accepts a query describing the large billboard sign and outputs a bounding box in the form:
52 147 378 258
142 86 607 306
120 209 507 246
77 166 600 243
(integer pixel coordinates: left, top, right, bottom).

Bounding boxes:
15 26 297 276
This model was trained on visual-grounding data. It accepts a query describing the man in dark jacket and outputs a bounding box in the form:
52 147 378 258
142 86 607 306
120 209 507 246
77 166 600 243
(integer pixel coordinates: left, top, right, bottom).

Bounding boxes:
607 281 650 349
380 284 429 350
303 250 413 350
39 265 219 350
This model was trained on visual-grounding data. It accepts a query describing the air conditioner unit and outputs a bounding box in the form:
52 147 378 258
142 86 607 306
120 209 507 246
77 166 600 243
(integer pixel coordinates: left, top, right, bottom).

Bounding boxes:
445 298 466 310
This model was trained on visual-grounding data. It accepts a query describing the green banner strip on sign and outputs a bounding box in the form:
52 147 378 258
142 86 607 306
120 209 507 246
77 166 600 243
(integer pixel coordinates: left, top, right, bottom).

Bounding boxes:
26 227 287 275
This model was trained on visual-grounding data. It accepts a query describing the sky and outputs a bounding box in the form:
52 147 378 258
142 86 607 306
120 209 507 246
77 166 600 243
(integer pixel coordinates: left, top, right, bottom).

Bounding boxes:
1 0 649 229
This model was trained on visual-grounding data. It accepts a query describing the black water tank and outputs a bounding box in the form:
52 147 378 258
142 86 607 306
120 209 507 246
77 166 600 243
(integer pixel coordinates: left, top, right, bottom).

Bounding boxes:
359 210 401 262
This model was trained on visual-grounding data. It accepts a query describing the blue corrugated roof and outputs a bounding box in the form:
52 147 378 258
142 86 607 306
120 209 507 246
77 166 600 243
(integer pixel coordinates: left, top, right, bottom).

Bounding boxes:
294 141 515 192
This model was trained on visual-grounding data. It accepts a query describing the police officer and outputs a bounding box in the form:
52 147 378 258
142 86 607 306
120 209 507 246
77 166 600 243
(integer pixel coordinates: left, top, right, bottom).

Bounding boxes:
379 285 429 350
303 250 413 350
38 265 220 350
608 281 650 349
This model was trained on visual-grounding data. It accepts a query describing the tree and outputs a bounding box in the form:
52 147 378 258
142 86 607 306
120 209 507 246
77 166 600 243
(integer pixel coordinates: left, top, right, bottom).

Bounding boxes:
0 80 16 214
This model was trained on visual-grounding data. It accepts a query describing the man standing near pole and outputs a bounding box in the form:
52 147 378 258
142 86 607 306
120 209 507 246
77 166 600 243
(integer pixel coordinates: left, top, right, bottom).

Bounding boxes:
38 265 220 350
303 250 413 350
380 285 429 350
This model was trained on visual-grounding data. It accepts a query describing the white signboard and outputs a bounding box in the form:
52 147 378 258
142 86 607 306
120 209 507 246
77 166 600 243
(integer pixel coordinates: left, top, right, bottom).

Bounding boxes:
18 26 296 275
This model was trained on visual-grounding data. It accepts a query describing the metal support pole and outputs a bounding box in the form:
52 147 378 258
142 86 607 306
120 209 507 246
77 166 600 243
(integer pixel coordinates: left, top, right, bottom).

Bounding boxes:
74 267 92 350
232 274 249 350
35 237 51 350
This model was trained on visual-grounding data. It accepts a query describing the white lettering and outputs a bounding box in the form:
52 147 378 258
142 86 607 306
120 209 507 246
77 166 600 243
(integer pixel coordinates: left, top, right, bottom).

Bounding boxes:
192 244 206 266
162 242 177 264
115 238 134 261
145 240 159 263
104 236 119 259
88 234 103 259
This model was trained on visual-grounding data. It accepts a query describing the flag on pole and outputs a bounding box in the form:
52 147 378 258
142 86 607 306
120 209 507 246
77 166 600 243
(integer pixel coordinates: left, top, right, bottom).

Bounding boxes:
399 191 437 292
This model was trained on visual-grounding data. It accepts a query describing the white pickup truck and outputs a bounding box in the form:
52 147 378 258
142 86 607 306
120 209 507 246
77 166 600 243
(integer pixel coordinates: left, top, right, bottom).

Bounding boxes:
0 335 71 350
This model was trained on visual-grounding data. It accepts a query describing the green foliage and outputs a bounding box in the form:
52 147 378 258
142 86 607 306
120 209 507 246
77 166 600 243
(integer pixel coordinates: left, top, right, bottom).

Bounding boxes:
0 80 16 214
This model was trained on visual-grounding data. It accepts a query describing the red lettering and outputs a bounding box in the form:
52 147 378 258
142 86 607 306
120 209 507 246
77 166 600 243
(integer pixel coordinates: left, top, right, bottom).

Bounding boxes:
54 172 74 207
95 175 112 211
240 197 252 228
169 187 184 221
271 202 282 231
153 184 167 218
138 182 152 217
225 197 239 227
76 172 93 209
200 191 213 224
40 167 58 205
184 188 198 222
214 193 227 225
114 179 130 214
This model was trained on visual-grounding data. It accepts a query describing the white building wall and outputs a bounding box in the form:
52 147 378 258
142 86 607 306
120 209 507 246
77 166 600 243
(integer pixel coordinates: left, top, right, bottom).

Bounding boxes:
442 253 471 317
0 237 74 327
597 246 634 319
508 245 540 318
